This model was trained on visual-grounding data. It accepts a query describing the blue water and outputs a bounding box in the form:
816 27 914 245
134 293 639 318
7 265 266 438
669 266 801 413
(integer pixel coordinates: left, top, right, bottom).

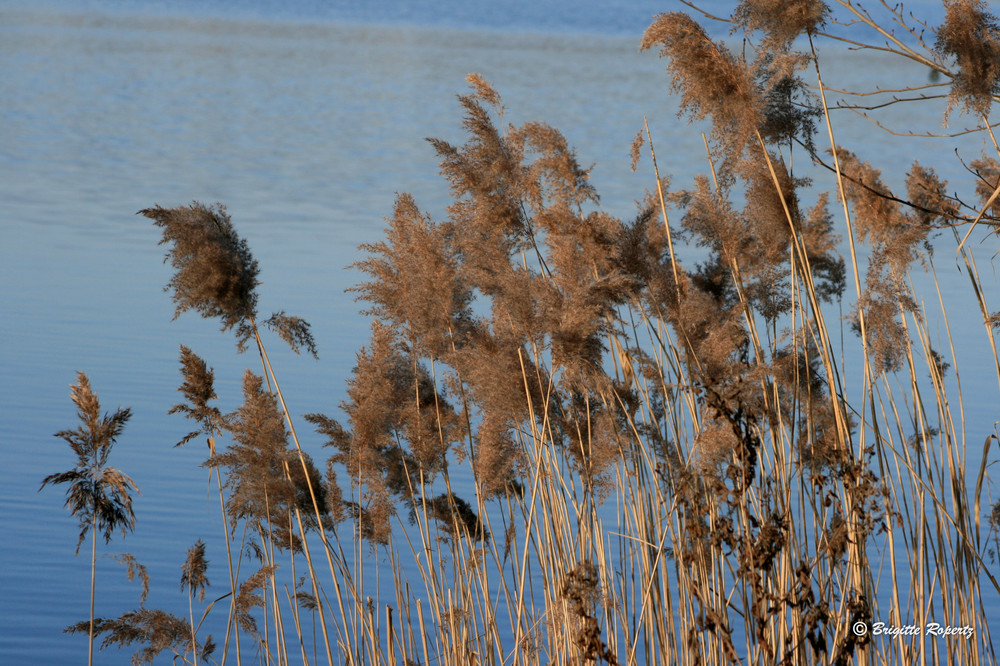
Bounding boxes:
1 0 996 663
15 0 953 37
35 0 671 36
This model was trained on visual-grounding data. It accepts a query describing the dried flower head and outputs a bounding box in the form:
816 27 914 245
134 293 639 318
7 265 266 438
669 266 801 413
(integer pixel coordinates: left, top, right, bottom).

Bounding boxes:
114 553 150 605
446 329 542 496
561 559 602 617
234 565 275 638
261 311 318 359
428 82 530 273
970 155 1000 218
905 163 960 227
41 372 139 553
744 512 787 574
352 193 471 359
642 13 763 166
733 0 829 51
935 0 1000 118
424 493 489 543
629 129 645 172
169 345 223 448
990 499 1000 533
820 512 850 561
798 194 846 302
759 68 822 152
693 420 740 474
836 150 934 372
67 608 211 664
211 371 326 548
312 320 461 542
141 202 260 349
465 72 502 111
180 539 210 602
833 150 910 249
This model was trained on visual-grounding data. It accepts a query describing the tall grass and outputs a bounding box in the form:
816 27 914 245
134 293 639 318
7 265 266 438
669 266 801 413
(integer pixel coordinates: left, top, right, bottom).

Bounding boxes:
46 1 1000 663
42 373 139 666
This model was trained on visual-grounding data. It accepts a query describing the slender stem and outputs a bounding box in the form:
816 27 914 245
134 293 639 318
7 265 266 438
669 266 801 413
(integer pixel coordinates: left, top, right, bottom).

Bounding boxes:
214 454 242 666
89 513 96 666
190 589 198 666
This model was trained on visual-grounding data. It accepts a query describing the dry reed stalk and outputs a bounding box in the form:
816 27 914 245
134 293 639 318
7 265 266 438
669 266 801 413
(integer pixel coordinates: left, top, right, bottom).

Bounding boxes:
41 373 138 666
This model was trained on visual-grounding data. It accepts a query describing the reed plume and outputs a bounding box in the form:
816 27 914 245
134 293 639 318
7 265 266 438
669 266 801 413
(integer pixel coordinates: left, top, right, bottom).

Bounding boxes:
210 370 327 549
67 609 216 665
180 539 210 666
641 12 763 171
142 202 317 357
935 0 1000 118
41 372 139 666
732 0 829 51
142 202 260 350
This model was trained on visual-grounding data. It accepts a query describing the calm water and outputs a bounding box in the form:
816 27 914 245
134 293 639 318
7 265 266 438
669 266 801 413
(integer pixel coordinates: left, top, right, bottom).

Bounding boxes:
2 0 997 663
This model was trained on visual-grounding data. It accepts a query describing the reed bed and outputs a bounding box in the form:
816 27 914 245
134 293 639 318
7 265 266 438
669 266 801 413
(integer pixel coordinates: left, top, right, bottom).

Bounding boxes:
43 1 1000 663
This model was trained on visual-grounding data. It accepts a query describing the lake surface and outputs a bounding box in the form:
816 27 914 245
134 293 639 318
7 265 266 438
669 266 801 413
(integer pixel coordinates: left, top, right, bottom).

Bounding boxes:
2 0 998 663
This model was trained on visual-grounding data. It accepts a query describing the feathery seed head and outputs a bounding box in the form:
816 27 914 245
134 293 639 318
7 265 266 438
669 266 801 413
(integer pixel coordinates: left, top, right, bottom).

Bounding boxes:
42 372 139 553
935 0 1000 118
733 0 830 51
141 202 260 349
180 539 210 602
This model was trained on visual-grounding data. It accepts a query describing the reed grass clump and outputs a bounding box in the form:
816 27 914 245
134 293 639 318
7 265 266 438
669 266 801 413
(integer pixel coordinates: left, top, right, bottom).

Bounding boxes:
45 1 1000 664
